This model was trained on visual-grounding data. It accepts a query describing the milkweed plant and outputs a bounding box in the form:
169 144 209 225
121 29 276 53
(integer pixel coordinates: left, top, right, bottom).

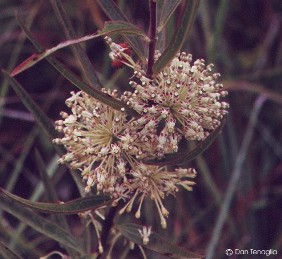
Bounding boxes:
1 1 229 258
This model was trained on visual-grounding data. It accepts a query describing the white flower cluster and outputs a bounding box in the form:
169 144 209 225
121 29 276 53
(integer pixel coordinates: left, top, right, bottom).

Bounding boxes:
53 38 228 228
122 52 229 157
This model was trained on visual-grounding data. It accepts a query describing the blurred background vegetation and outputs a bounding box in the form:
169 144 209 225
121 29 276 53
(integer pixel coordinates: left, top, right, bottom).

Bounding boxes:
0 0 282 258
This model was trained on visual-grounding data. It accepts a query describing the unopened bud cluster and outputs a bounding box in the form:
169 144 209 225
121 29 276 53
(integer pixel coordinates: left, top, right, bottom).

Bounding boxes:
53 37 228 228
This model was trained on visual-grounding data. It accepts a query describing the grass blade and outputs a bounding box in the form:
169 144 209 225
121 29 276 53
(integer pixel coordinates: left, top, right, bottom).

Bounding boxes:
223 80 282 106
35 150 60 203
205 96 266 259
0 241 23 259
153 0 200 75
117 223 204 258
5 129 38 193
0 188 111 214
208 0 230 62
0 195 82 253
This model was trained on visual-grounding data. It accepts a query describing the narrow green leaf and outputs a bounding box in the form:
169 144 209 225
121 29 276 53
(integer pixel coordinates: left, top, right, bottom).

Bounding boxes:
157 0 182 33
117 223 204 259
0 195 82 253
14 15 140 118
35 150 59 203
9 33 96 77
97 0 146 63
144 118 226 166
208 0 230 62
0 241 23 259
153 0 200 75
0 188 111 214
50 0 102 88
0 222 41 257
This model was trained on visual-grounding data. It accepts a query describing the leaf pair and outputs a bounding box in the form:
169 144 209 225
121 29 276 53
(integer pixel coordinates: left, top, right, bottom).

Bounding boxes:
0 188 203 258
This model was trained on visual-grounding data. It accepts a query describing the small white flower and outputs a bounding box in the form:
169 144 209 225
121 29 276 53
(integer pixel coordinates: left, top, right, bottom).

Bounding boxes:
138 226 152 245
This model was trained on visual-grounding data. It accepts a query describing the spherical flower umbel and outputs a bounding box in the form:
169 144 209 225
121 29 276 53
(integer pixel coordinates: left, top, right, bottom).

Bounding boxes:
53 90 136 194
123 52 229 155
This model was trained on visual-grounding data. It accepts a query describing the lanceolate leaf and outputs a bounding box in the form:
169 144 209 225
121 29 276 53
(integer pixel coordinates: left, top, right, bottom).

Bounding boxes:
11 21 147 77
14 15 140 118
157 0 182 33
153 0 200 75
97 0 146 63
10 33 98 77
117 223 204 259
144 118 227 166
0 241 23 259
0 195 82 253
0 188 111 214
